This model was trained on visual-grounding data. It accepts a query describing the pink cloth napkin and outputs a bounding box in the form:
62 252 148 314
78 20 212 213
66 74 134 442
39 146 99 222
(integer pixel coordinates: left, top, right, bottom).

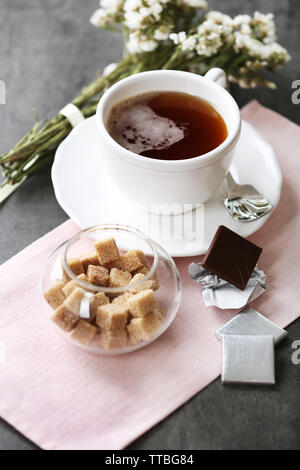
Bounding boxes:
0 101 299 450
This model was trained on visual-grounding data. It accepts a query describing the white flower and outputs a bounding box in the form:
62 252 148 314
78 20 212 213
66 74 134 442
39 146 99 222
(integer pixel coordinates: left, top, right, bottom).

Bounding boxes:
154 26 170 41
178 31 187 42
90 0 290 77
252 11 276 44
126 31 141 53
171 15 230 57
127 31 158 53
169 33 180 45
103 63 118 76
181 0 207 8
150 0 170 5
196 18 224 56
90 0 124 27
239 78 252 88
139 7 151 18
171 16 228 57
122 0 174 51
170 31 196 51
100 0 123 12
234 31 290 63
151 3 163 19
240 23 251 35
169 31 187 45
253 11 274 24
232 14 251 27
90 9 108 27
206 11 232 27
265 80 276 89
124 10 144 29
124 0 142 10
123 0 165 28
142 39 158 51
229 73 277 89
181 35 197 51
233 12 276 45
205 10 233 39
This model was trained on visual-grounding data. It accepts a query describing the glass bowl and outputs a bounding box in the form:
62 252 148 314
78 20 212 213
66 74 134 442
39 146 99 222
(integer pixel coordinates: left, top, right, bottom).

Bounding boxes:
40 224 182 355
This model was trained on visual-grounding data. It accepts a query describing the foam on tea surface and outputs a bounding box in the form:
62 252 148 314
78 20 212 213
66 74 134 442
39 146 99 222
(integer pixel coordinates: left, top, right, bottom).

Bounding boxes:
107 91 228 160
108 103 185 155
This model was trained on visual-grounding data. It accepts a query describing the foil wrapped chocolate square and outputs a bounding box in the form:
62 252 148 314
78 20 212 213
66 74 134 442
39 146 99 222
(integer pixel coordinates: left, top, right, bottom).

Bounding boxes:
216 307 287 345
201 225 262 291
222 335 275 385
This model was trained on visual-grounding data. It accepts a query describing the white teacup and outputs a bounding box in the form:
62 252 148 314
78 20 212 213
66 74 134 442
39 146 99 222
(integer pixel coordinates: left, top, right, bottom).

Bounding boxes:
96 69 241 214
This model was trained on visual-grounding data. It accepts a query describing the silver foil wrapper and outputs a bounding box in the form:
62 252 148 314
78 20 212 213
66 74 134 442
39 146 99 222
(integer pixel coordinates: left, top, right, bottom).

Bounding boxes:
188 263 267 309
216 307 287 345
79 292 94 319
222 335 275 385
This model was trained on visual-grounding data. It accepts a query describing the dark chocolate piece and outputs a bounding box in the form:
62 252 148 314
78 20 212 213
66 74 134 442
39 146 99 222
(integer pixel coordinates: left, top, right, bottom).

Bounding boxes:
201 225 262 290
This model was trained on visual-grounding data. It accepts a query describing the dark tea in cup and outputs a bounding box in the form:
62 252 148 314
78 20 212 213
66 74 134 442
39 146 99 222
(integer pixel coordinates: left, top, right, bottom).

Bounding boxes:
106 91 228 160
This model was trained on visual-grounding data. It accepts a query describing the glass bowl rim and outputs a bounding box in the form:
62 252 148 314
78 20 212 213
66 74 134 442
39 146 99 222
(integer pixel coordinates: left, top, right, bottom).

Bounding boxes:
63 224 160 294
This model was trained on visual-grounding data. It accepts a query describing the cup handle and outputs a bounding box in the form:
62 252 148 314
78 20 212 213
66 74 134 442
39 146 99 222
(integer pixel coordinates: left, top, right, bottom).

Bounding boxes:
204 68 227 89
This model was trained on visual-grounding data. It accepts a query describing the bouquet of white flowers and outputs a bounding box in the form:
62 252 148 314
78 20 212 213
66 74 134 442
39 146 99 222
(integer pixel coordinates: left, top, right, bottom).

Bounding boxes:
91 0 289 88
0 0 290 203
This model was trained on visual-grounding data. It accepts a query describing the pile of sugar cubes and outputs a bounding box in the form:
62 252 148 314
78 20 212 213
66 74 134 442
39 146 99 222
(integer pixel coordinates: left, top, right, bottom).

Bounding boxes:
43 237 163 350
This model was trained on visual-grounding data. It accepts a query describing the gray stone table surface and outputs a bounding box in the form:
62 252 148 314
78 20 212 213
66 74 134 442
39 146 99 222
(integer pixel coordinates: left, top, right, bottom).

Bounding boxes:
0 0 299 450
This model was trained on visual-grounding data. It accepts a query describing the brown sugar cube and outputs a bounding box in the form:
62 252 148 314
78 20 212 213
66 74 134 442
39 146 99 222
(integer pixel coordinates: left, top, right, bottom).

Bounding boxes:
80 253 100 273
94 237 120 265
87 265 109 286
62 258 84 282
135 266 159 290
90 292 110 319
63 288 85 316
135 266 148 275
122 250 147 273
112 292 134 307
62 274 88 298
109 268 132 288
44 281 66 310
96 304 128 331
104 257 125 271
129 273 156 294
127 312 162 345
71 320 98 345
65 258 84 276
128 289 158 318
51 305 78 332
98 329 128 350
62 271 71 283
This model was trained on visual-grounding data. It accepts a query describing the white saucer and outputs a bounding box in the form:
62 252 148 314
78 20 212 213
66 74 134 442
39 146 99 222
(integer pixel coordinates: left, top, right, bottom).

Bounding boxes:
52 116 282 257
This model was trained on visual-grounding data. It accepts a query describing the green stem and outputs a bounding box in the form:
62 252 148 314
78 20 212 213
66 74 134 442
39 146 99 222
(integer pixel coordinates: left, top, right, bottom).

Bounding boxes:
10 128 68 183
162 47 182 69
1 120 71 163
0 57 137 166
72 54 134 108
